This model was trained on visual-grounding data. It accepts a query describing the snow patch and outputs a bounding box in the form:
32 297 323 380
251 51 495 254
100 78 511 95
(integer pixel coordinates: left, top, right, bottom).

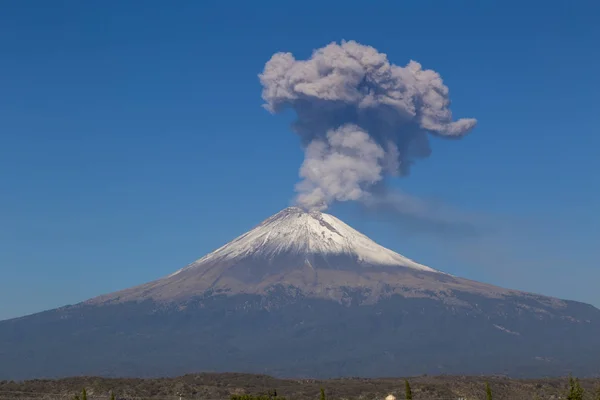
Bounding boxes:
493 324 520 336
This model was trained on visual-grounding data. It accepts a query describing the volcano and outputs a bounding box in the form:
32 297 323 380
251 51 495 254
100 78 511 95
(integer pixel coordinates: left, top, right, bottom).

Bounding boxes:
1 207 599 379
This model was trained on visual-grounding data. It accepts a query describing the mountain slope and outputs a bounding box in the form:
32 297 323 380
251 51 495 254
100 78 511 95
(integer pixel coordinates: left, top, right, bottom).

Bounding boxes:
1 207 599 380
90 207 516 305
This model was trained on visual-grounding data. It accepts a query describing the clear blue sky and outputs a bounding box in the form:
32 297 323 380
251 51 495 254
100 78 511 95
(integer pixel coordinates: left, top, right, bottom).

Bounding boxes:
1 0 599 321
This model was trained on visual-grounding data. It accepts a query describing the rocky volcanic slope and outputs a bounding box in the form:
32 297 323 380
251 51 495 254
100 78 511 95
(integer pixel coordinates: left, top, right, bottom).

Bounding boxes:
1 207 599 380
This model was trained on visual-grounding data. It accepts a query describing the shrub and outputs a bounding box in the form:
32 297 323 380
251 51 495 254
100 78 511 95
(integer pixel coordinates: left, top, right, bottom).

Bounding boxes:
567 376 584 400
486 382 492 400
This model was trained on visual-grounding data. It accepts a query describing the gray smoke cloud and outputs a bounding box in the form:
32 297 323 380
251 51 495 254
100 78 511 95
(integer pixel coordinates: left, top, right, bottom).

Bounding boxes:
259 40 476 211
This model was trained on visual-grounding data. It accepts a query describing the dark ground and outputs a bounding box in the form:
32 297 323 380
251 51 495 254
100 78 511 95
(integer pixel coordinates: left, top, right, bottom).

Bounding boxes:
1 373 599 400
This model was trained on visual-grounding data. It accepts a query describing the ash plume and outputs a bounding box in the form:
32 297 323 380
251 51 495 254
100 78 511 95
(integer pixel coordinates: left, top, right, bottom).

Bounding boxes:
259 40 476 211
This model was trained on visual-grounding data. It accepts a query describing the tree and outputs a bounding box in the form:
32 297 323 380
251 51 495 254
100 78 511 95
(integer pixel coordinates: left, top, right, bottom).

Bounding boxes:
575 379 585 400
320 387 326 400
567 375 584 400
595 385 600 400
567 376 575 400
405 380 412 400
110 391 116 400
81 388 87 400
485 381 492 400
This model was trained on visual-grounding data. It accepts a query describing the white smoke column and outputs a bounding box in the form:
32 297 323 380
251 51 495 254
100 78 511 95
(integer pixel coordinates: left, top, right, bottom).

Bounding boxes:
296 124 385 211
259 40 476 211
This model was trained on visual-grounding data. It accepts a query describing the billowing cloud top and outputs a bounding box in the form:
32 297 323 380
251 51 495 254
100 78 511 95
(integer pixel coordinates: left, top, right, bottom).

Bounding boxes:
259 40 476 211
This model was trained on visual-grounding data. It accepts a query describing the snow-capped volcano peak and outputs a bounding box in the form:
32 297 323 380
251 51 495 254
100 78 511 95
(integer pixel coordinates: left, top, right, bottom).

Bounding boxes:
176 206 438 275
91 207 457 305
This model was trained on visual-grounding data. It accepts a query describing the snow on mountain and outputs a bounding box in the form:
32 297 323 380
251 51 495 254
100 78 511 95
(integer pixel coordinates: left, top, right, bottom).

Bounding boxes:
172 206 439 276
89 207 526 306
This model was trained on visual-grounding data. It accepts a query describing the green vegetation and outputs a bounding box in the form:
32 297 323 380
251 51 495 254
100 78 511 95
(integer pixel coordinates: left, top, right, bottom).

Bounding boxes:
567 375 585 400
595 385 600 400
404 379 412 400
486 381 492 400
231 389 286 400
231 395 276 400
